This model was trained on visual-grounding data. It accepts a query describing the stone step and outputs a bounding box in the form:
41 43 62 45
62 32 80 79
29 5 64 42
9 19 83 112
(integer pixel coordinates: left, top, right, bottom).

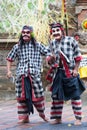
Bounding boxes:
0 90 15 100
0 89 87 105
0 78 15 90
0 90 51 101
77 0 87 3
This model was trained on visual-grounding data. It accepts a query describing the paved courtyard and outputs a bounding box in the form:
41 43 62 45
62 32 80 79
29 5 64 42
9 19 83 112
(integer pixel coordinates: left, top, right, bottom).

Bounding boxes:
0 92 87 130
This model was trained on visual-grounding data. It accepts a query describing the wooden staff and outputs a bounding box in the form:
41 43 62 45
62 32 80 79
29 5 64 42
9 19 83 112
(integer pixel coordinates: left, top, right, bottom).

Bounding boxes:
62 0 68 36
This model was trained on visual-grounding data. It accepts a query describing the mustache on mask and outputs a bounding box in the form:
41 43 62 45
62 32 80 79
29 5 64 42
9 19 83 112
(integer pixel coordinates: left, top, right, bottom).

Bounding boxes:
23 35 30 38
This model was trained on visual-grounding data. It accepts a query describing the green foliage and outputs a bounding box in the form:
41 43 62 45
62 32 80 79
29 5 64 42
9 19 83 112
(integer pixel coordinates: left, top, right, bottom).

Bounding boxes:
30 32 34 38
28 2 34 9
48 0 54 2
0 22 5 33
0 0 73 43
41 10 46 15
0 0 53 42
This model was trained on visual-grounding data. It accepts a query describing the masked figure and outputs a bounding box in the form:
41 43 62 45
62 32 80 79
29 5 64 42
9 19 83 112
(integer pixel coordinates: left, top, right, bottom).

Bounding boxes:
46 22 85 125
6 25 49 123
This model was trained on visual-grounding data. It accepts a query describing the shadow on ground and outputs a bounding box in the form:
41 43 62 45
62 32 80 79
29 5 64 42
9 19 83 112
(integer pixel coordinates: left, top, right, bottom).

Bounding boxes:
5 122 87 130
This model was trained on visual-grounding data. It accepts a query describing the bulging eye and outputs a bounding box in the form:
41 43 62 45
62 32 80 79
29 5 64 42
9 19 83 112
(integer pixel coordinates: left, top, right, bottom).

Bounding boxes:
52 30 55 33
56 29 60 32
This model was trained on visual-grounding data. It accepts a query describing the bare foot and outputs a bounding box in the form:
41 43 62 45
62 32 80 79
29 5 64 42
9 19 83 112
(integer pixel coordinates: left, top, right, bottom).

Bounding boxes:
50 119 62 125
18 119 29 124
39 114 49 122
74 119 82 126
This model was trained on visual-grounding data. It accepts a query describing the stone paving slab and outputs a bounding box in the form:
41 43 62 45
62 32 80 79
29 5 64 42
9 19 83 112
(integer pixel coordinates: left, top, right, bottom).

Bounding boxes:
0 100 87 130
2 123 87 130
28 122 87 130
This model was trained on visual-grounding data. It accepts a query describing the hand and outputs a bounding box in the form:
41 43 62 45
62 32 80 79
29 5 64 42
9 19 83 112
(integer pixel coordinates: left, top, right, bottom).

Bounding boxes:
72 62 80 77
47 55 56 65
72 69 78 77
7 71 12 78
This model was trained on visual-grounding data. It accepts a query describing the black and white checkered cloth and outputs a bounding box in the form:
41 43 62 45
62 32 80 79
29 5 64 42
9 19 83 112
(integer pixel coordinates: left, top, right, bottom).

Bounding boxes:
7 41 50 98
7 41 49 75
15 74 44 98
47 36 81 70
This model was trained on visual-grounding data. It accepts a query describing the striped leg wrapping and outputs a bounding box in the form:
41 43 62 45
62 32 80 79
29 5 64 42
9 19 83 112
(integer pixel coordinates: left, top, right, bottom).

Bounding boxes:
50 99 64 119
33 99 45 114
71 99 82 120
17 100 29 121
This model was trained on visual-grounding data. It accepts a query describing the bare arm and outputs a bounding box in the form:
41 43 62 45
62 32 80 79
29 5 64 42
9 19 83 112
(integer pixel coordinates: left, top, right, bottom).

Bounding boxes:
7 61 13 78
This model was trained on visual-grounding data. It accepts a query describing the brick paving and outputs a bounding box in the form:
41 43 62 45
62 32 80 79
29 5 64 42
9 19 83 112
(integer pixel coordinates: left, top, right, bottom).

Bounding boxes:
0 96 87 130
